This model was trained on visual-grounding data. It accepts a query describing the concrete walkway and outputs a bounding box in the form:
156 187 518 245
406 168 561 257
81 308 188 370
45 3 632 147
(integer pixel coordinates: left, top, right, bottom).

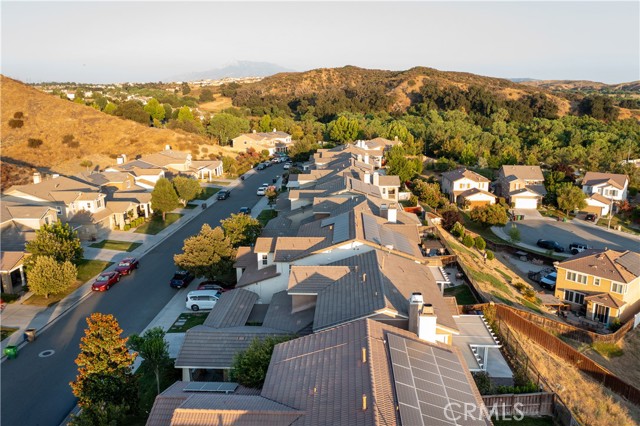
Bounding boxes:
1 177 252 359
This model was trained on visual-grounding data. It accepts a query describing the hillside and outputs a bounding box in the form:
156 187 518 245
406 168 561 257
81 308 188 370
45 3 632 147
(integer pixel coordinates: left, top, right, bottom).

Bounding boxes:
522 79 640 93
232 65 572 116
0 76 233 190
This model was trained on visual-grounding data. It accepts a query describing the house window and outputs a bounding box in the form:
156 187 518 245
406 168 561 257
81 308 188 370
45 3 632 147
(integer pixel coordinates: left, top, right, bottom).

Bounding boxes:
86 203 92 210
611 282 627 295
564 290 585 305
56 206 62 216
97 200 102 208
566 271 587 284
594 278 601 286
261 254 268 266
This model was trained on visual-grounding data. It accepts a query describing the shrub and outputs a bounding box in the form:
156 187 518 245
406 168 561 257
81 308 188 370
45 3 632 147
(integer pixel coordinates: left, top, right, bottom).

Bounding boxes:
123 224 131 231
8 119 24 128
68 140 80 148
592 342 624 358
513 281 527 292
608 319 622 332
471 372 492 395
474 236 486 251
463 234 474 247
441 209 462 231
451 222 465 238
201 146 209 154
486 250 495 261
27 138 43 148
13 111 24 119
522 288 536 300
507 224 521 242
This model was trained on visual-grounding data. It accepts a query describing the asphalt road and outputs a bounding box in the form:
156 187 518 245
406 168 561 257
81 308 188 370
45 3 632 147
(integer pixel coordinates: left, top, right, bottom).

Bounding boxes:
516 219 640 253
0 165 284 426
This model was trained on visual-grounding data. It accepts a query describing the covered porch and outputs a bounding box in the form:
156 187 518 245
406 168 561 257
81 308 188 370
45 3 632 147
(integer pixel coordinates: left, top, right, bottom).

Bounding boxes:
0 252 27 295
585 293 625 325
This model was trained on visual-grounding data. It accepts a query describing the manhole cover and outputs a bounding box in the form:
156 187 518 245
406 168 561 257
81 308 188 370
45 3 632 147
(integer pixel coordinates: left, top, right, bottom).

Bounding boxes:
38 350 55 358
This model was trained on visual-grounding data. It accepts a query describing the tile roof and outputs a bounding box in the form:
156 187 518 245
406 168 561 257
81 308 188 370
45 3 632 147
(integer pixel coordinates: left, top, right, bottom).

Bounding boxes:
589 193 611 205
262 291 315 334
203 289 259 329
2 203 55 222
558 249 640 283
0 251 27 272
0 222 36 251
584 293 626 309
441 168 491 183
236 264 280 288
288 266 352 294
175 325 287 369
139 150 190 167
457 188 497 199
7 175 99 204
233 247 254 268
273 237 327 262
582 172 628 190
500 165 544 181
254 237 277 253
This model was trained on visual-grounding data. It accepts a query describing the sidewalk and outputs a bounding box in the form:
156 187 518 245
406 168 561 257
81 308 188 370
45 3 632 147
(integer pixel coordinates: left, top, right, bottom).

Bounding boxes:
1 177 246 359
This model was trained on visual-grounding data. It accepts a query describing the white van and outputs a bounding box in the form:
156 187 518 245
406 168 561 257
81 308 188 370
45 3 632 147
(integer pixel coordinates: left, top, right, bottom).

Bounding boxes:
185 290 221 311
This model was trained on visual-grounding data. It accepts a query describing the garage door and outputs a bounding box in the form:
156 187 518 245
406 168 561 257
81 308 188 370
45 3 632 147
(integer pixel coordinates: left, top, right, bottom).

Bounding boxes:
514 198 538 209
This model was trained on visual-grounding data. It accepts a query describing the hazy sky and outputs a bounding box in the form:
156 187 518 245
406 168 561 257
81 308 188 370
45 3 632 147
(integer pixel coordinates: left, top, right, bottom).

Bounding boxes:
2 1 638 84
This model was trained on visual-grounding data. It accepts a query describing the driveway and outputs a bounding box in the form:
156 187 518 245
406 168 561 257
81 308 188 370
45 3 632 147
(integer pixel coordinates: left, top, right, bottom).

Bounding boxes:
512 219 640 253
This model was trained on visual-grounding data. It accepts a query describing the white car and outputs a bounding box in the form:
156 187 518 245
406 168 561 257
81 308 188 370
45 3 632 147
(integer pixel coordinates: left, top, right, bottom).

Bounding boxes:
540 272 557 290
185 290 221 311
256 186 267 196
283 163 291 170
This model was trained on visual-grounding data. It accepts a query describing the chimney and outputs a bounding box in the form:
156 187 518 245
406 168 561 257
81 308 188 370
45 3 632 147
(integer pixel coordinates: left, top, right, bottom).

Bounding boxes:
387 203 397 223
165 144 171 151
363 171 371 184
418 303 438 343
52 174 60 179
273 128 277 132
408 293 423 335
121 154 127 163
33 172 42 184
357 154 363 162
363 154 369 164
373 172 380 186
116 156 124 165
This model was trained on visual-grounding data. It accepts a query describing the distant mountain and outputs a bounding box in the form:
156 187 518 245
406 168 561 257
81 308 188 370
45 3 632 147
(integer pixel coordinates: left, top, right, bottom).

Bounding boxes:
521 79 640 93
167 61 294 82
509 78 538 83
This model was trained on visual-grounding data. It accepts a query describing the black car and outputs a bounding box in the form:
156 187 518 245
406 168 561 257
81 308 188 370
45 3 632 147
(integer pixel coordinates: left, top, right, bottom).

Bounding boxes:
170 270 195 289
537 239 565 253
239 207 252 215
217 190 230 200
585 213 597 222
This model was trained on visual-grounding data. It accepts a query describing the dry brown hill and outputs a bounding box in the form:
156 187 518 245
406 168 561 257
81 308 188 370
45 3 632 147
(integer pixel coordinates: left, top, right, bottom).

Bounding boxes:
234 65 572 115
522 79 640 93
1 75 232 190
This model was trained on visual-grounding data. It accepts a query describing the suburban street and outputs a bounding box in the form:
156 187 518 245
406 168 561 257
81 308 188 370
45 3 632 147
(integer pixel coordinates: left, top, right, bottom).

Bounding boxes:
0 165 284 426
515 219 640 253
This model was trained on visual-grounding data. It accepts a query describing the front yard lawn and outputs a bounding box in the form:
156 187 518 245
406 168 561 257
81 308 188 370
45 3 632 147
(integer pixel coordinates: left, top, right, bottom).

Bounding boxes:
1 327 18 341
134 213 182 235
24 259 113 307
167 312 208 333
444 284 478 305
208 180 231 186
89 239 142 252
257 209 278 226
596 216 639 235
195 187 220 200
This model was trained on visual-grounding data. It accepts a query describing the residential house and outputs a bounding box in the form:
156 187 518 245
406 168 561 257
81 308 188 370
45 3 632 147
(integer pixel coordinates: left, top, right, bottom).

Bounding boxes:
441 168 494 207
353 137 402 168
497 165 546 210
0 252 28 294
554 249 640 324
232 129 292 155
583 193 612 217
581 172 629 205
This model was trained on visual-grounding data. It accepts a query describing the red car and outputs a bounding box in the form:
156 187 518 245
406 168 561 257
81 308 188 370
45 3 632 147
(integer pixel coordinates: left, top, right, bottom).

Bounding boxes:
92 271 121 291
115 257 139 275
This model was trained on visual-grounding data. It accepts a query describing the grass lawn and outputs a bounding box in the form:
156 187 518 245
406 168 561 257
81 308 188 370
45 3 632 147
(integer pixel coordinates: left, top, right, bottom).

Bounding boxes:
592 341 624 358
184 203 198 209
491 291 514 306
493 417 553 426
195 187 220 200
496 268 512 283
257 209 278 226
89 239 142 252
444 284 478 305
1 327 18 341
167 312 209 333
520 298 544 313
596 216 639 235
459 211 506 244
24 259 113 307
134 213 182 235
468 268 510 293
208 180 231 186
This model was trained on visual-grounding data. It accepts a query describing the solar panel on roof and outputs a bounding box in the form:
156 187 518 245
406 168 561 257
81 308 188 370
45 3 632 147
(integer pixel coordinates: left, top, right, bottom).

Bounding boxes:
183 382 238 394
616 252 640 276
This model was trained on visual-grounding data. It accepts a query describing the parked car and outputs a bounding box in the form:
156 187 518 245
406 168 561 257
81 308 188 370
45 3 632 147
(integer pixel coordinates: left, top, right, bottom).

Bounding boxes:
569 242 590 255
536 239 565 253
170 270 195 289
540 272 557 290
256 163 266 170
197 280 227 292
239 207 252 215
92 271 121 291
256 186 267 196
283 163 291 170
185 290 221 311
585 213 597 222
115 257 139 275
217 189 230 200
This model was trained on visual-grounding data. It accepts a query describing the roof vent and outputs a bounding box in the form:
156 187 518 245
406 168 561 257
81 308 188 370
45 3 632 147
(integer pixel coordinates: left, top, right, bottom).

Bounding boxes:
362 273 367 283
362 347 367 363
362 394 367 411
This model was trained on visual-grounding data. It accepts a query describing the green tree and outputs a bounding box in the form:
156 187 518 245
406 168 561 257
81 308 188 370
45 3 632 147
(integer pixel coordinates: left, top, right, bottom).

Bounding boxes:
474 236 486 251
385 146 422 183
199 89 214 103
103 102 117 115
231 336 293 388
114 100 150 124
206 113 250 145
144 98 165 122
69 399 128 426
162 104 173 121
25 221 83 263
174 224 236 281
508 224 521 243
172 176 201 206
411 179 445 208
451 222 466 239
221 213 263 247
181 82 191 95
26 256 77 299
462 234 474 247
128 327 171 396
441 209 462 231
151 177 180 220
177 106 195 122
70 313 137 410
329 116 359 143
556 182 587 215
469 204 509 227
258 115 272 132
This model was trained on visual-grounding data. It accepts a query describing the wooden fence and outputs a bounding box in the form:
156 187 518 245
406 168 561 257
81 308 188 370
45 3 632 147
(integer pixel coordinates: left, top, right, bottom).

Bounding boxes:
482 392 554 417
494 304 640 405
